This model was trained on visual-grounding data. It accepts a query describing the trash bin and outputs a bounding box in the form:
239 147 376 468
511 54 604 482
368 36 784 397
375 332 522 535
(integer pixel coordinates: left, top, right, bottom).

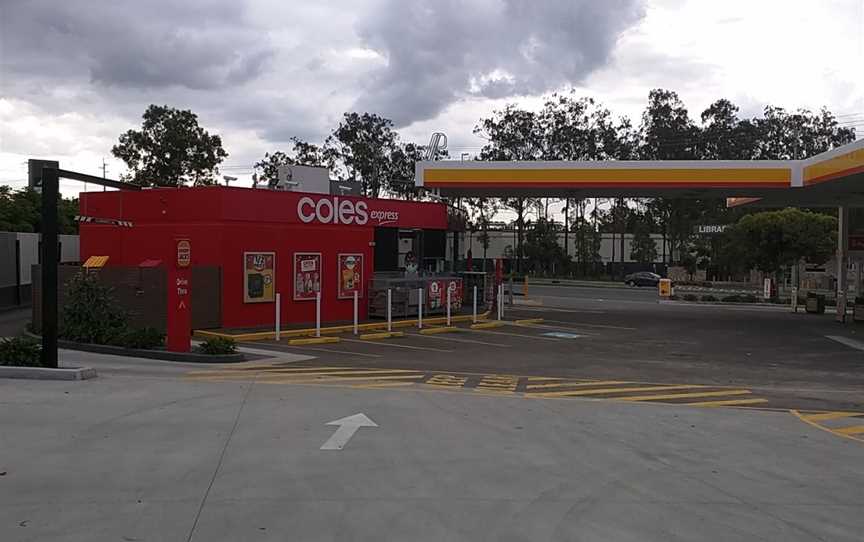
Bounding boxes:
805 292 825 314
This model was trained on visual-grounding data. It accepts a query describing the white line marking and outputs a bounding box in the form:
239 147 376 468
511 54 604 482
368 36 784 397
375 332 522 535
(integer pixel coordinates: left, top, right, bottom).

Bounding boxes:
342 337 454 353
320 413 378 450
826 335 864 352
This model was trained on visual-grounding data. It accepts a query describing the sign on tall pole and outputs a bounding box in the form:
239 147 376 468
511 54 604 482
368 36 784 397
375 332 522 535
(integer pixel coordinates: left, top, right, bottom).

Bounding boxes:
40 166 59 368
167 238 192 352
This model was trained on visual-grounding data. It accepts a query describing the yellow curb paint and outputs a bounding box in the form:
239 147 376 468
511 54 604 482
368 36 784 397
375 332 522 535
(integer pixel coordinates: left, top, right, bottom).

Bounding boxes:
618 389 751 402
359 331 405 340
515 318 544 325
685 398 769 408
194 311 490 342
419 326 460 335
288 337 341 346
470 321 505 329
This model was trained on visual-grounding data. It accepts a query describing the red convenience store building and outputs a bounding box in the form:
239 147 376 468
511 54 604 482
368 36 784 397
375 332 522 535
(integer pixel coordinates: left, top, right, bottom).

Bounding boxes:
79 186 451 330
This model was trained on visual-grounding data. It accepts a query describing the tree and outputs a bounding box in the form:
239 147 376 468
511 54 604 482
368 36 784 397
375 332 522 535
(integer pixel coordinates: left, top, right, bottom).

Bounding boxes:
720 208 836 276
0 186 78 234
328 112 399 198
112 105 228 187
474 105 545 272
523 218 567 275
630 214 658 264
464 197 499 271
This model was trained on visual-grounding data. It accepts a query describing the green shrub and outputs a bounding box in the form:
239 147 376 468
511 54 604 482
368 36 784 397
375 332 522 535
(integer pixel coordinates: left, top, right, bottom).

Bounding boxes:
740 294 759 303
60 272 128 344
197 336 237 355
682 293 699 302
110 327 165 349
701 294 717 302
721 295 741 303
0 336 42 367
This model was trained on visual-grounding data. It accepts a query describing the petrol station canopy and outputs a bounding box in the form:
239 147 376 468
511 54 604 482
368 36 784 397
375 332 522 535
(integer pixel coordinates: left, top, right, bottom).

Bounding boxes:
414 139 864 207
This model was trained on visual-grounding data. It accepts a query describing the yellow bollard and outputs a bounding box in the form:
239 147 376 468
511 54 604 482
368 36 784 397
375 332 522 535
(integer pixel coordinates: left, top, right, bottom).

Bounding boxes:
523 276 529 297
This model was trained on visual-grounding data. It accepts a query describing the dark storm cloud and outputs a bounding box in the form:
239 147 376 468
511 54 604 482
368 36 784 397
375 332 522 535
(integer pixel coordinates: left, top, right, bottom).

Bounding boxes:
353 0 646 126
0 0 273 90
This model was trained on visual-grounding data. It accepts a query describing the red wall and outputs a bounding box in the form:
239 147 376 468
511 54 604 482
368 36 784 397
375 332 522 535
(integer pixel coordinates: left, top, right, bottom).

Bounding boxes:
79 187 447 329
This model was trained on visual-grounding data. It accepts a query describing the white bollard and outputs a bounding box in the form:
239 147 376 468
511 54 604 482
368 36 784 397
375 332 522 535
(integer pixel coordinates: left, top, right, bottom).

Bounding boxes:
315 291 321 338
473 285 478 323
418 288 424 329
446 290 451 327
387 288 392 332
275 293 281 341
353 290 359 335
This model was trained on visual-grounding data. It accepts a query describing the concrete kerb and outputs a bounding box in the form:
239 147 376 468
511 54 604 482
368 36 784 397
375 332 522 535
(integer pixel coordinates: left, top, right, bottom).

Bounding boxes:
195 311 491 342
359 331 405 340
515 318 545 325
419 326 460 335
0 366 97 380
470 321 505 330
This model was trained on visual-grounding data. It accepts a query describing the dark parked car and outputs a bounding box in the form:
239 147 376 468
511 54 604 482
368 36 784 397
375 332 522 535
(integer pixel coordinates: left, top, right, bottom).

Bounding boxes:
624 272 661 287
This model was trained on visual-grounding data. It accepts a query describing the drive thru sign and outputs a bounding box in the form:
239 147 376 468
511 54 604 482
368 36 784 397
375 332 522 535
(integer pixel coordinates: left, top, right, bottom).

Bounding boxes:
167 238 192 352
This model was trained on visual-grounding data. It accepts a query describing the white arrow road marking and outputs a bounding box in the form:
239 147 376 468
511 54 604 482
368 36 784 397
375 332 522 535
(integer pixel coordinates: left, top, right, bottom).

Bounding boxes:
320 413 378 450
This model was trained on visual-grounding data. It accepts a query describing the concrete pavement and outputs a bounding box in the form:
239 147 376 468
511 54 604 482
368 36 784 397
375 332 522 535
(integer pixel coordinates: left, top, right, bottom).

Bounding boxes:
1 370 862 541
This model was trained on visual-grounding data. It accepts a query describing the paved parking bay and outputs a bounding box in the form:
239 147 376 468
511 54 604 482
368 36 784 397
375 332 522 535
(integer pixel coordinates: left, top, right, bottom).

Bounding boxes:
229 288 864 413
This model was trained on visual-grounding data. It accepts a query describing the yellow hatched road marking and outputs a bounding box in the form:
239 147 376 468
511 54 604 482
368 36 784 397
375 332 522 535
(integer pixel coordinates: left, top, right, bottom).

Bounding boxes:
531 384 703 398
801 411 863 422
618 390 751 402
834 425 864 435
526 380 628 390
685 398 768 408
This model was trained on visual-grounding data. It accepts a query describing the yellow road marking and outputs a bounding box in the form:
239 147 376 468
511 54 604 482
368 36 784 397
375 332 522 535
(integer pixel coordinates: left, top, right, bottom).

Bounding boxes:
618 390 751 402
255 374 424 384
834 425 864 435
425 375 468 387
531 384 703 398
526 380 628 390
471 321 505 329
791 410 864 443
189 368 420 378
801 411 862 422
685 398 768 407
350 381 417 389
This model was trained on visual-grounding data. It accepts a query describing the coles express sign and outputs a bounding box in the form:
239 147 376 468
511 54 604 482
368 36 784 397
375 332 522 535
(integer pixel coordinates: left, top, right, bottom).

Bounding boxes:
297 195 399 226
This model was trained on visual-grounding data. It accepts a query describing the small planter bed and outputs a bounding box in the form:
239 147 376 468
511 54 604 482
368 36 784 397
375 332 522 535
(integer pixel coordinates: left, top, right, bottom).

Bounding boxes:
25 333 246 364
0 336 96 380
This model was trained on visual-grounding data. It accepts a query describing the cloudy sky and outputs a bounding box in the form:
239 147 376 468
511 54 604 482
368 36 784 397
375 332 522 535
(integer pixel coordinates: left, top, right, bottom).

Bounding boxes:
1 0 862 197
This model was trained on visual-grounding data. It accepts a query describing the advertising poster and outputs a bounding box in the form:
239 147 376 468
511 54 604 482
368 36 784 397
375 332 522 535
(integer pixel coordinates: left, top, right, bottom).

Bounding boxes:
337 253 364 299
294 252 322 301
243 252 275 303
426 279 463 310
